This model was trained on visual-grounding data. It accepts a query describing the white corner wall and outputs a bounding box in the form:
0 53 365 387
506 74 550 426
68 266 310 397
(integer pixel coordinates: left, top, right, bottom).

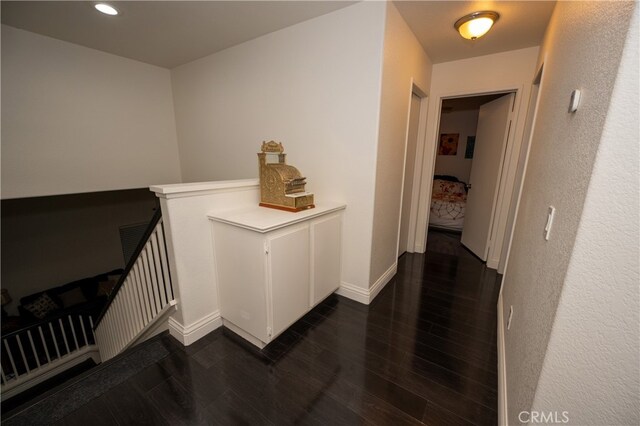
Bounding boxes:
529 5 639 424
369 2 432 292
1 25 182 199
434 109 479 183
170 2 386 294
415 47 539 253
500 2 637 423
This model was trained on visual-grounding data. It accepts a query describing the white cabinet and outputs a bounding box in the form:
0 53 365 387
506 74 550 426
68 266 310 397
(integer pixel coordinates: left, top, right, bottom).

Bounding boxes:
267 224 310 339
209 203 345 348
310 213 342 306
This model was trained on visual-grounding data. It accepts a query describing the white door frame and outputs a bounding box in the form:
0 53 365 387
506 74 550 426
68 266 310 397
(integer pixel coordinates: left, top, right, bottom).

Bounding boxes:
499 64 546 274
399 82 429 256
413 83 530 271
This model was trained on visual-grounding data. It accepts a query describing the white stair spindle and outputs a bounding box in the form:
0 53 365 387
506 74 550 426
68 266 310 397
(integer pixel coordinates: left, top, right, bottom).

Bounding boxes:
156 222 174 301
68 316 79 352
48 323 61 360
79 316 89 347
26 331 41 369
38 327 52 364
16 335 31 374
58 319 71 356
3 339 18 379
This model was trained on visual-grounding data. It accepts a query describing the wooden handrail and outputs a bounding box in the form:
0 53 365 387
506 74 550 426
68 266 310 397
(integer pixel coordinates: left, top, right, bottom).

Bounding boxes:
93 208 163 328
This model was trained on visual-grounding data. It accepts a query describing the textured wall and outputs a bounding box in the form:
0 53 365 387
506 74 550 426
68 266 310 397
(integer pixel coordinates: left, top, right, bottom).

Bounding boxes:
529 6 639 423
501 2 636 423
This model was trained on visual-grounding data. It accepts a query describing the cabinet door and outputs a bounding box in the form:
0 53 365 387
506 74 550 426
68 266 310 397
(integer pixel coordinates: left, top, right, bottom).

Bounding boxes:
310 213 342 306
267 224 310 338
212 223 268 342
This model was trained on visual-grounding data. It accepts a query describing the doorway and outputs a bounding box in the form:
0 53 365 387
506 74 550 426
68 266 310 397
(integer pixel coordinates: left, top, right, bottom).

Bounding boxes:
428 91 516 267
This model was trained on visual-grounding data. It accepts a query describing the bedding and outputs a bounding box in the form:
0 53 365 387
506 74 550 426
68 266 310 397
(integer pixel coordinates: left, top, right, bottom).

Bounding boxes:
429 179 467 231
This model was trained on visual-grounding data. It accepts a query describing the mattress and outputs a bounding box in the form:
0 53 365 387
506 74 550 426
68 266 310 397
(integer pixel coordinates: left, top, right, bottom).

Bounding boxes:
429 198 465 231
429 178 467 232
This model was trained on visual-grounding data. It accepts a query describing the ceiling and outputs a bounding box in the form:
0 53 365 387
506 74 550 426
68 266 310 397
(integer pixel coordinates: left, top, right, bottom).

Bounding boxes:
1 1 555 69
0 1 356 69
395 1 556 63
441 93 505 113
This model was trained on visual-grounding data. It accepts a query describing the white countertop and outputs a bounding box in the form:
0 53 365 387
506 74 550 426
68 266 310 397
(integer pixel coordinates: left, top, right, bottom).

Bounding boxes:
208 201 346 233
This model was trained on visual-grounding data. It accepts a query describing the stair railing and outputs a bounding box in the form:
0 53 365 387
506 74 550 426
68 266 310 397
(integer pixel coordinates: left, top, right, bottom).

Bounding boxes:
93 209 176 362
1 311 99 400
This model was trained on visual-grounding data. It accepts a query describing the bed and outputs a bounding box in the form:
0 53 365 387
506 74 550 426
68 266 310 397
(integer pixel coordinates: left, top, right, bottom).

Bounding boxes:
429 176 467 232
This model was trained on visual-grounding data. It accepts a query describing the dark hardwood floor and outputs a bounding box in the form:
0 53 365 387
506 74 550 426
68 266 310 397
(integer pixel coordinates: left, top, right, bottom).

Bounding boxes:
20 230 501 426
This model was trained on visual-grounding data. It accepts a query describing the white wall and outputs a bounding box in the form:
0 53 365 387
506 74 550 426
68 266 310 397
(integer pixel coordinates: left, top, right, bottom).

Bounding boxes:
170 2 386 294
369 2 431 291
151 180 260 345
1 25 182 199
415 47 539 254
434 109 478 183
501 2 638 424
1 189 158 315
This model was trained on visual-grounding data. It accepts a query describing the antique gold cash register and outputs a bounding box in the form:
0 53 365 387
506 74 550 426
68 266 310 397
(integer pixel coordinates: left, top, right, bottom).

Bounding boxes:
258 141 315 212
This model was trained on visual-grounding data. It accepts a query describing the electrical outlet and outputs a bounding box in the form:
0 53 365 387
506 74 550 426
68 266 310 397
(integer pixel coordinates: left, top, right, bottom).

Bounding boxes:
507 305 514 330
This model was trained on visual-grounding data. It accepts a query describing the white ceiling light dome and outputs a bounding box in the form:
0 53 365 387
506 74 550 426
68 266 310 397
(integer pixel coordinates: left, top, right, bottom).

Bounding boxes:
94 3 119 16
454 11 500 40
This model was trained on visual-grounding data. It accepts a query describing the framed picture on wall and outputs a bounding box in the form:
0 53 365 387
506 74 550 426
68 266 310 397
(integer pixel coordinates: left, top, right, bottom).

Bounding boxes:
465 136 476 159
438 133 459 155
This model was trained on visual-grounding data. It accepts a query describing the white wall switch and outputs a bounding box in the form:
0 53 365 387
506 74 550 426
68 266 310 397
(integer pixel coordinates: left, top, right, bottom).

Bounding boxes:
544 206 556 241
569 89 581 112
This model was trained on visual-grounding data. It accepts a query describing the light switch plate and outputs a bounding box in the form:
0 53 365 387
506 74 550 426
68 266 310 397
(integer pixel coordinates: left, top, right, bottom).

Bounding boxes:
569 89 581 112
544 206 556 241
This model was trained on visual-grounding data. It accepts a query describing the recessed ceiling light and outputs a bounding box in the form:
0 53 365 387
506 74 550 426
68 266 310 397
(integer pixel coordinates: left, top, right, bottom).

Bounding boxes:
94 3 119 16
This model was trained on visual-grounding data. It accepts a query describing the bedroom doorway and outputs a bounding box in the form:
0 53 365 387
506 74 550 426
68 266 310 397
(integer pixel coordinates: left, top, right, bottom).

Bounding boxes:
430 92 515 262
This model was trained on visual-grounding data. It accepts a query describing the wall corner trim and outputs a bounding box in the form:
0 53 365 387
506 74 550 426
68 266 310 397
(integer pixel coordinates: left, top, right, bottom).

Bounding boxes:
337 262 397 305
498 291 509 426
167 310 222 346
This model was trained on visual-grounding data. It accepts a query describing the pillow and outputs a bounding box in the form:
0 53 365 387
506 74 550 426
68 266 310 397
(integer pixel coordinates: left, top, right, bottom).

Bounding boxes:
58 287 87 308
97 279 118 297
23 293 59 319
433 179 466 196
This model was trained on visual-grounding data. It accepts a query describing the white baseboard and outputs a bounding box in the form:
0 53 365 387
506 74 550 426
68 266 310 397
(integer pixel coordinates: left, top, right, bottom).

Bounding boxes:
336 262 397 305
168 310 222 346
222 319 266 349
498 291 509 425
336 281 370 304
487 257 499 270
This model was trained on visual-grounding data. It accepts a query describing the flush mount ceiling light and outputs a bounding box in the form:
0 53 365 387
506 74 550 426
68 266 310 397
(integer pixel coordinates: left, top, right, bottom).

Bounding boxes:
94 3 119 16
454 11 499 40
